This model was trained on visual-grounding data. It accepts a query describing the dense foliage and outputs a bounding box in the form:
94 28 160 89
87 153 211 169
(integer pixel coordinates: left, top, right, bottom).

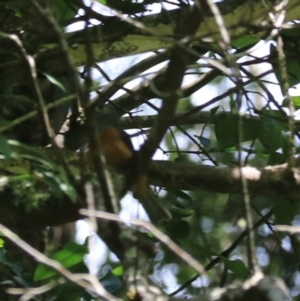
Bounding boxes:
0 0 300 300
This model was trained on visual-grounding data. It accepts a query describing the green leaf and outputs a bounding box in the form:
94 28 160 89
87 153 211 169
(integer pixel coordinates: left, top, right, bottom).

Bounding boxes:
169 207 194 218
52 0 80 21
232 35 260 48
0 93 34 103
101 272 122 293
210 105 220 116
167 190 193 203
270 27 300 89
0 134 14 163
191 244 218 257
41 72 66 92
41 171 77 202
270 42 300 90
104 0 147 14
55 281 91 301
177 265 196 284
112 266 124 276
257 110 287 153
34 242 87 281
220 258 250 277
282 96 300 109
198 136 211 148
166 220 190 239
274 199 299 224
53 242 87 267
281 131 291 159
268 151 285 165
214 113 258 148
8 141 54 168
229 95 237 113
0 249 23 276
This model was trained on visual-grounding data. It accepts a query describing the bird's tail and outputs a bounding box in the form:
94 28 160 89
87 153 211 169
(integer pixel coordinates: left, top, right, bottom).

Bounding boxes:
132 175 171 224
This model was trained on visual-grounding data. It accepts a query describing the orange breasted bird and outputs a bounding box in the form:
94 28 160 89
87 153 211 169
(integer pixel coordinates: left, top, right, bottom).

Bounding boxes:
93 107 171 224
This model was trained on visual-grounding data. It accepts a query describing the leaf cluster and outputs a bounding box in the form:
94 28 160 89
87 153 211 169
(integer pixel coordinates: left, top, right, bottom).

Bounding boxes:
1 0 300 300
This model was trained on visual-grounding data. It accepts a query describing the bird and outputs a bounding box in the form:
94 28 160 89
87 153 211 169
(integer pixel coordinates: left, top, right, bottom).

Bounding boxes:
92 107 171 224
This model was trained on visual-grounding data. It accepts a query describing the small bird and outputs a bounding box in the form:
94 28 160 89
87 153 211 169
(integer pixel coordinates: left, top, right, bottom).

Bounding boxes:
93 107 171 224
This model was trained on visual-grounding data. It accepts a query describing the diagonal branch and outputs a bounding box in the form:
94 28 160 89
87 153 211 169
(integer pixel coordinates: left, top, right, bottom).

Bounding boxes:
2 0 300 87
139 6 203 171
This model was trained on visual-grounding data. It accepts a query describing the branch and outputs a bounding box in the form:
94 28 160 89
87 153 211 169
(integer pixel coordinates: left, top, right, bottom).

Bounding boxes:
112 67 272 115
39 0 300 66
139 6 203 171
148 160 300 199
2 0 300 87
0 224 120 300
120 111 259 129
2 158 300 230
171 274 290 301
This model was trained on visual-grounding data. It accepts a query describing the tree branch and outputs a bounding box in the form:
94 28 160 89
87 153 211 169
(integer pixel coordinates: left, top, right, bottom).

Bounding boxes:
2 159 300 230
148 160 300 199
2 0 300 87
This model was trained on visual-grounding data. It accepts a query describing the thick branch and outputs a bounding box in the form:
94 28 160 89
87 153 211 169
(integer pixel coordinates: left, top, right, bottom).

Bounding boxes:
139 6 203 171
1 0 300 87
148 160 300 199
43 0 300 66
2 159 300 230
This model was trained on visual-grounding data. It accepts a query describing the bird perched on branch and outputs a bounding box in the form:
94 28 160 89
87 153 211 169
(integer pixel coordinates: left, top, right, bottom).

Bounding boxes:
92 107 171 224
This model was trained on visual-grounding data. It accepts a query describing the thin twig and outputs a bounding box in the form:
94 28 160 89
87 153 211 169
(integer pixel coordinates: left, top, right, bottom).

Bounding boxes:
31 0 82 114
0 224 120 301
7 280 59 301
0 94 76 133
277 36 295 167
80 209 205 276
169 209 273 296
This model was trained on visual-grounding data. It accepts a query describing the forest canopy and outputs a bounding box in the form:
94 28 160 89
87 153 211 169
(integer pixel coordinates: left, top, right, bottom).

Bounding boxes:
0 0 300 300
